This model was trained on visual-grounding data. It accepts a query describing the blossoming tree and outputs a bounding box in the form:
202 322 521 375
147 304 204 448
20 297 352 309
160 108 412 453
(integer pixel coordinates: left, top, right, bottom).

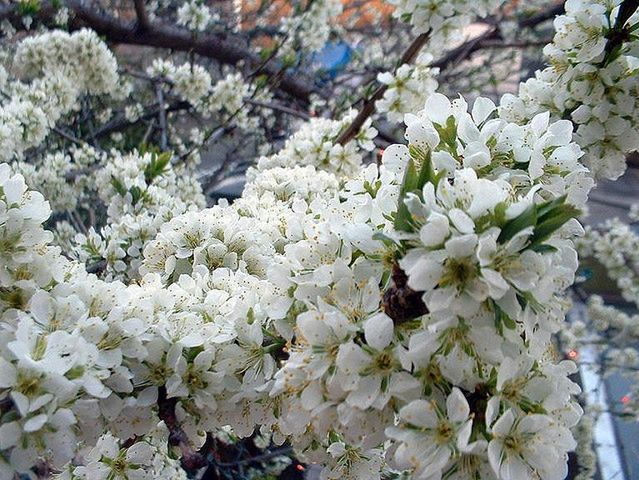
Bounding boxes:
1 0 639 479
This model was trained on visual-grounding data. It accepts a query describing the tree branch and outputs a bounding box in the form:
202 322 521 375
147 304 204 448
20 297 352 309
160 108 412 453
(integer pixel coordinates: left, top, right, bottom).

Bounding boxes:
602 0 639 64
0 1 320 103
244 98 311 120
93 100 190 139
133 0 150 31
157 387 208 473
336 32 430 145
334 2 565 146
518 3 564 29
431 3 565 72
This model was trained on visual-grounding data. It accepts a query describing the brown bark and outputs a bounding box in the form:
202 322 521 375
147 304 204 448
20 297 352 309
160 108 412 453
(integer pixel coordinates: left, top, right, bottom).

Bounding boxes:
382 263 428 323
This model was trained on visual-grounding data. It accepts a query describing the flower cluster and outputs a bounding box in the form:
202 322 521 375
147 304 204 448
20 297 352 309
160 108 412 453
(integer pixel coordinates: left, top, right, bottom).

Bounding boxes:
176 1 215 32
1 2 630 478
13 146 104 213
13 29 119 97
500 0 639 179
376 53 440 123
278 0 343 55
258 93 587 479
1 29 122 162
579 217 639 303
251 112 377 178
74 150 205 280
568 215 639 422
390 0 503 51
0 159 289 476
58 425 187 480
147 60 261 131
0 164 110 476
1 91 592 480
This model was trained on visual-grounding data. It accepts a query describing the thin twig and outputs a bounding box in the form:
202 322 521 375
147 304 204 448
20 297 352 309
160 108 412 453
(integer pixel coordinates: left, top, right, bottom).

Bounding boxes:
244 98 310 119
336 32 430 145
213 447 293 468
155 83 168 150
52 126 85 146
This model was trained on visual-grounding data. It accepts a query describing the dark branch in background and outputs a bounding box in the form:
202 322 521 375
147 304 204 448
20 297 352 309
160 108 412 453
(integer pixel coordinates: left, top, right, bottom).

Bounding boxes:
0 1 320 104
478 39 552 49
603 0 639 63
133 0 150 31
336 32 430 145
93 100 190 139
336 2 566 146
86 259 107 275
244 98 311 120
155 82 169 150
518 3 564 29
431 3 565 72
430 28 497 71
157 387 208 473
213 446 292 468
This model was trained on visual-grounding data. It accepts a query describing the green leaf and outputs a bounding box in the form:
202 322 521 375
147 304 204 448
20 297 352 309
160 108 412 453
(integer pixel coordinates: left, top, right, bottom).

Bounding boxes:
144 151 172 184
129 185 145 206
529 204 580 248
497 204 537 244
260 46 275 61
381 375 389 393
372 231 399 247
282 53 297 68
110 176 127 197
433 115 458 152
536 194 567 218
255 74 269 89
529 243 558 254
18 0 40 15
394 158 419 232
363 179 382 197
494 303 516 334
409 144 447 191
491 201 507 226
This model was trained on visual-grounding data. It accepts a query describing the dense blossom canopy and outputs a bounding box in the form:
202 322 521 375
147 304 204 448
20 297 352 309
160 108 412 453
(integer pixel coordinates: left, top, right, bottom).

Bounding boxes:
1 1 639 479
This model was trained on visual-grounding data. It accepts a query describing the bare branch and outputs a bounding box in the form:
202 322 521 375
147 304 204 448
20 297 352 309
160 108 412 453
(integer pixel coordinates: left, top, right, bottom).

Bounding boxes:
133 0 150 31
518 3 564 29
430 3 565 72
52 126 85 146
336 32 430 145
472 39 551 50
93 100 190 139
244 98 311 120
155 83 169 150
